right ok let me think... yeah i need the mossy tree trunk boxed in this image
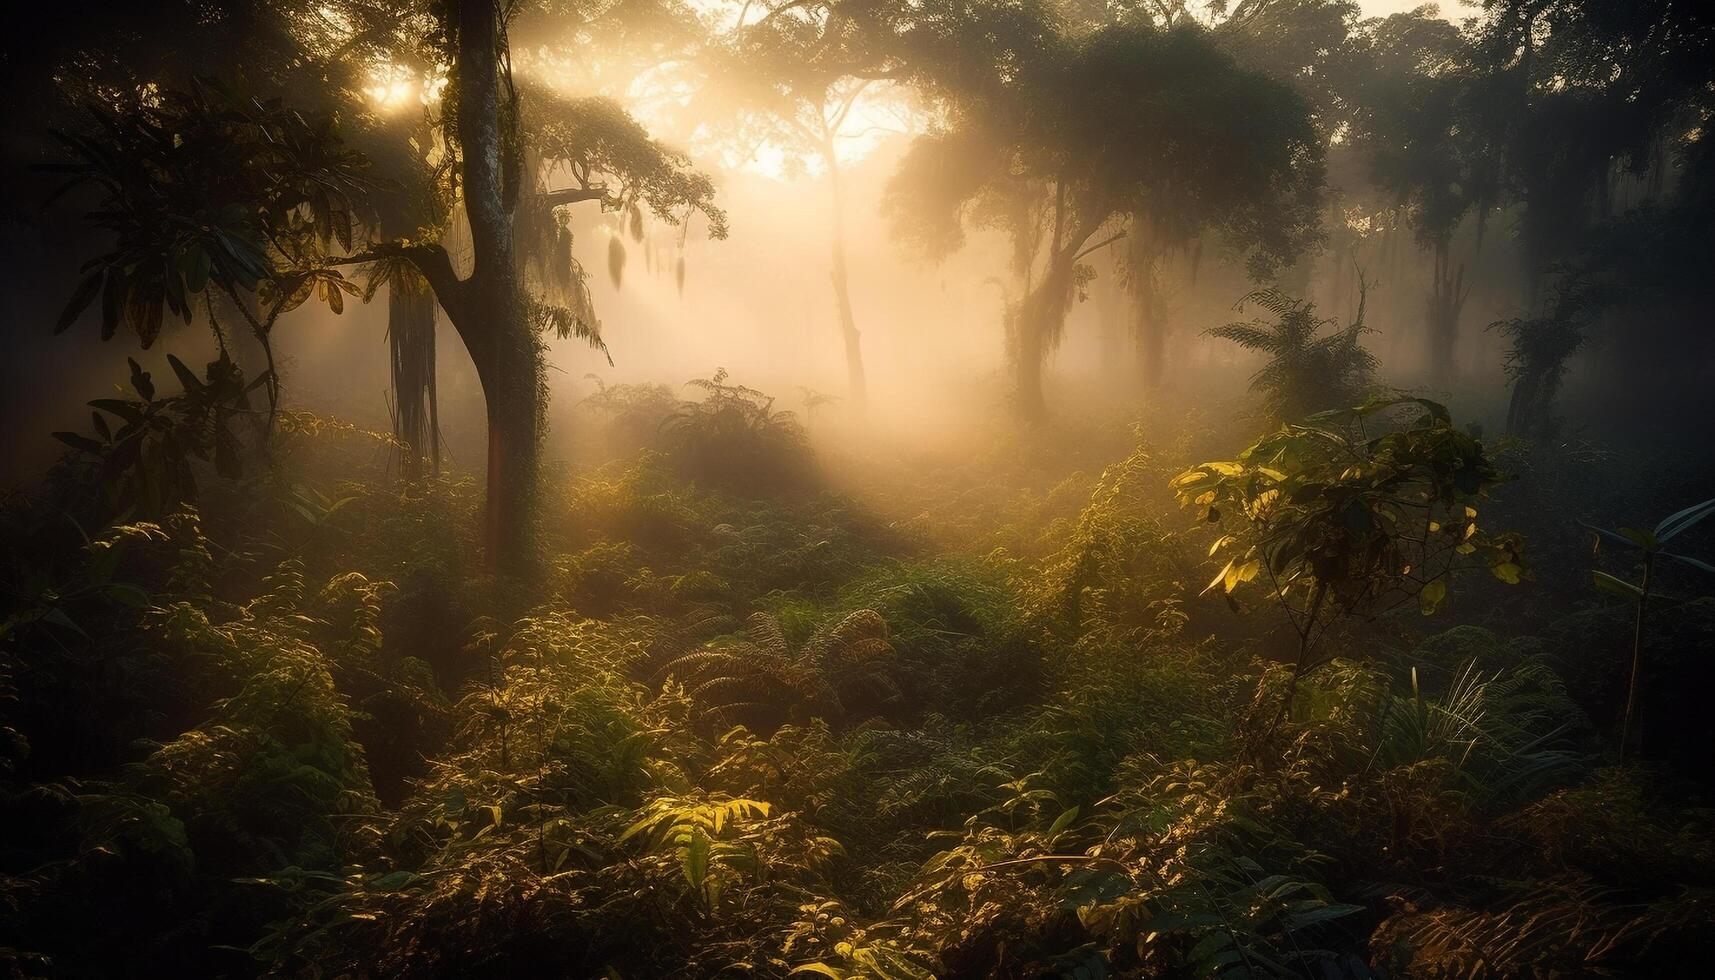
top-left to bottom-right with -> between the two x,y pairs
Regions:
393,0 -> 541,575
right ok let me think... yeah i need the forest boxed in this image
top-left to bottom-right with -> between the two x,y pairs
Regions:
1,1 -> 1713,977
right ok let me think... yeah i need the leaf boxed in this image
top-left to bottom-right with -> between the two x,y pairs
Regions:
104,583 -> 150,609
1202,560 -> 1236,596
1662,553 -> 1715,575
1592,569 -> 1641,599
1491,562 -> 1523,585
684,826 -> 711,892
41,607 -> 89,639
1225,559 -> 1261,592
125,278 -> 165,347
1618,527 -> 1659,551
182,247 -> 211,295
90,399 -> 145,424
128,358 -> 155,400
167,354 -> 202,393
55,272 -> 104,334
1046,805 -> 1080,838
1419,579 -> 1447,615
1656,497 -> 1715,543
1280,902 -> 1364,931
333,208 -> 353,252
53,431 -> 105,454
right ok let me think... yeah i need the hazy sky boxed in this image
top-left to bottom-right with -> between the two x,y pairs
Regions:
1358,0 -> 1464,19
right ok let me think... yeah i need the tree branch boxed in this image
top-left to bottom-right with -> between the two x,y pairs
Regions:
333,242 -> 466,318
1074,230 -> 1127,264
541,186 -> 610,207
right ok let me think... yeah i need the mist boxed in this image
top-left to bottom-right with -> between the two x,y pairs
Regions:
3,2 -> 1714,977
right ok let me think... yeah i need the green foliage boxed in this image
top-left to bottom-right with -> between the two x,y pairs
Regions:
1174,397 -> 1525,744
660,368 -> 815,494
48,78 -> 369,401
658,610 -> 900,733
51,354 -> 272,518
1176,398 -> 1522,615
1207,287 -> 1379,424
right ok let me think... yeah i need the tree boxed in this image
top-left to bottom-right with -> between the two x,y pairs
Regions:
886,14 -> 1323,420
1173,397 -> 1526,744
1348,9 -> 1496,387
696,3 -> 906,409
52,0 -> 725,575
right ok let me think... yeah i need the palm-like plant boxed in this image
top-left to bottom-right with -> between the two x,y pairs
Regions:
656,611 -> 899,733
658,369 -> 811,492
1206,287 -> 1378,423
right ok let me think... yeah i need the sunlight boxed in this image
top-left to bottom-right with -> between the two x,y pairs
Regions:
7,1 -> 1714,976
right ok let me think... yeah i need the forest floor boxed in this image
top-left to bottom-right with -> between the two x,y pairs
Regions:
3,389 -> 1714,978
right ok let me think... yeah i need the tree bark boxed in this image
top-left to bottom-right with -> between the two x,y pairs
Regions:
432,0 -> 540,575
824,145 -> 867,408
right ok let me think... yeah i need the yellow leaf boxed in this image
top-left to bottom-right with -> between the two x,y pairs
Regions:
1203,560 -> 1235,596
1419,579 -> 1447,615
1492,562 -> 1522,584
1229,559 -> 1262,589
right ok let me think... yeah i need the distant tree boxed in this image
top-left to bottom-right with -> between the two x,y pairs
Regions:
696,3 -> 909,409
886,13 -> 1324,420
1348,9 -> 1497,387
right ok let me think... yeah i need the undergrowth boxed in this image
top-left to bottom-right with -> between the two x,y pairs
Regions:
3,383 -> 1712,978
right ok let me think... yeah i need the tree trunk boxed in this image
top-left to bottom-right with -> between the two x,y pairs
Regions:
1136,294 -> 1166,389
475,304 -> 541,576
1425,239 -> 1465,387
1128,243 -> 1168,389
1015,307 -> 1048,423
1503,368 -> 1538,438
824,145 -> 867,408
1015,260 -> 1072,423
449,0 -> 538,575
